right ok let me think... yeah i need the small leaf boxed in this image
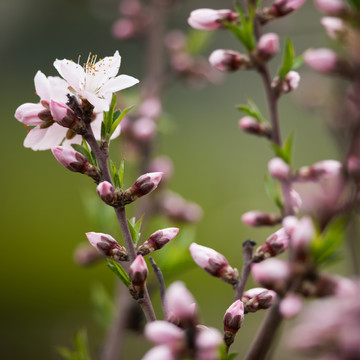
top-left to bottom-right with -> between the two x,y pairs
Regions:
186,29 -> 213,55
57,329 -> 91,360
109,104 -> 135,138
219,343 -> 238,360
264,174 -> 283,210
107,258 -> 131,287
101,121 -> 106,139
113,110 -> 121,123
236,97 -> 265,122
127,217 -> 142,245
292,55 -> 304,70
270,132 -> 294,164
278,38 -> 295,80
109,160 -> 121,189
118,160 -> 125,188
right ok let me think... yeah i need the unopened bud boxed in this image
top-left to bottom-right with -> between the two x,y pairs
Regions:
189,243 -> 239,285
291,216 -> 314,254
314,0 -> 347,15
142,345 -> 177,360
144,321 -> 184,347
223,300 -> 244,346
242,287 -> 276,313
139,97 -> 162,119
188,8 -> 238,31
254,227 -> 289,261
129,255 -> 148,297
321,17 -> 345,40
297,160 -> 342,180
279,294 -> 303,318
132,117 -> 157,141
148,156 -> 174,183
209,50 -> 252,72
86,232 -> 129,261
124,172 -> 163,202
268,157 -> 292,181
238,116 -> 272,138
50,100 -> 85,133
257,33 -> 279,61
73,242 -> 103,266
281,71 -> 301,93
242,210 -> 281,227
137,228 -> 179,256
269,0 -> 306,17
97,181 -> 115,204
304,48 -> 338,73
112,18 -> 136,40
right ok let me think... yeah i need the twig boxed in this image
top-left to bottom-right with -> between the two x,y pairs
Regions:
149,257 -> 168,318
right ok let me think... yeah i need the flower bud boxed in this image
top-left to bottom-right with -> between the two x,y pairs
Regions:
242,288 -> 276,313
314,0 -> 347,15
254,227 -> 290,261
304,48 -> 338,73
189,243 -> 239,285
139,97 -> 162,119
297,160 -> 342,180
144,321 -> 184,348
321,17 -> 345,39
268,157 -> 291,181
223,300 -> 244,337
242,210 -> 281,227
188,8 -> 238,31
279,294 -> 303,318
137,228 -> 179,256
132,117 -> 157,141
129,255 -> 148,295
73,242 -> 103,266
209,50 -> 252,72
141,345 -> 176,360
282,216 -> 299,236
269,0 -> 306,16
257,33 -> 279,61
50,100 -> 84,133
281,71 -> 301,93
251,258 -> 291,292
148,156 -> 174,183
124,172 -> 163,202
97,181 -> 115,204
112,18 -> 136,40
238,116 -> 272,138
291,216 -> 314,253
195,326 -> 223,360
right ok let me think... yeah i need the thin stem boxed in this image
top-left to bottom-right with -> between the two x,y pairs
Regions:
138,287 -> 157,322
243,301 -> 283,360
149,257 -> 168,318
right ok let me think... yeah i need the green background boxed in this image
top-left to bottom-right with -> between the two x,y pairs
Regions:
1,0 -> 353,359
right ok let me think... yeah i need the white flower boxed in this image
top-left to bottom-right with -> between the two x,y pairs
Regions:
53,51 -> 139,111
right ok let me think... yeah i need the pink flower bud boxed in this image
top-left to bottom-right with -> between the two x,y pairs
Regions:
304,48 -> 338,73
282,71 -> 301,93
315,0 -> 347,15
86,232 -> 128,261
291,216 -> 315,251
144,321 -> 184,348
52,146 -> 89,173
252,258 -> 291,291
238,116 -> 272,137
112,18 -> 136,40
148,156 -> 174,183
209,49 -> 251,72
126,172 -> 163,201
321,17 -> 345,39
195,327 -> 223,360
137,228 -> 179,256
223,300 -> 244,334
50,100 -> 80,129
139,97 -> 162,119
268,157 -> 291,181
297,160 -> 342,180
188,8 -> 237,31
282,216 -> 299,236
270,0 -> 306,16
132,117 -> 156,141
279,294 -> 303,318
141,345 -> 176,360
254,228 -> 290,260
242,288 -> 276,312
189,243 -> 239,285
73,242 -> 102,266
257,33 -> 279,60
97,181 -> 115,204
242,211 -> 281,227
129,255 -> 148,288
166,281 -> 197,325
119,0 -> 141,16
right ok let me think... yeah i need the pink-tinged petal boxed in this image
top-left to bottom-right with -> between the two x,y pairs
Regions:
145,321 -> 184,346
15,103 -> 44,125
34,71 -> 51,101
141,345 -> 176,360
47,76 -> 71,103
23,127 -> 47,150
279,294 -> 302,318
62,134 -> 83,148
54,59 -> 85,93
93,51 -> 121,80
99,74 -> 139,94
35,124 -> 67,150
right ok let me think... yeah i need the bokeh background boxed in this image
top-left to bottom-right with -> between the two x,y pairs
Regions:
1,0 -> 354,359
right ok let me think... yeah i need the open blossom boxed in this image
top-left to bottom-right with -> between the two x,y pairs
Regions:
54,51 -> 139,111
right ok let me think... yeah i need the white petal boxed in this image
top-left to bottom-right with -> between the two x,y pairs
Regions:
99,74 -> 139,94
35,124 -> 67,150
62,134 -> 83,148
15,103 -> 44,125
54,59 -> 85,93
24,127 -> 47,150
93,51 -> 121,79
34,71 -> 51,101
83,90 -> 110,112
47,76 -> 71,103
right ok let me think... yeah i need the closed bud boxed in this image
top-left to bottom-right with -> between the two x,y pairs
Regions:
268,157 -> 292,181
279,294 -> 303,318
257,33 -> 279,61
223,300 -> 244,346
86,232 -> 129,261
196,326 -> 223,360
242,210 -> 281,227
141,345 -> 176,360
304,48 -> 338,73
124,172 -> 163,202
97,181 -> 115,204
209,49 -> 252,72
254,227 -> 289,261
112,19 -> 136,40
269,0 -> 306,16
137,228 -> 179,256
139,97 -> 162,119
144,321 -> 184,348
189,243 -> 239,285
242,287 -> 276,313
321,17 -> 345,39
129,255 -> 148,294
314,0 -> 347,15
281,71 -> 301,93
132,117 -> 157,141
291,216 -> 314,254
188,8 -> 238,31
238,116 -> 272,138
297,160 -> 342,180
50,100 -> 84,133
148,157 -> 174,183
73,242 -> 103,266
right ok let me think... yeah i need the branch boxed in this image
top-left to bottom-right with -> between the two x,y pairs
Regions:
149,257 -> 168,318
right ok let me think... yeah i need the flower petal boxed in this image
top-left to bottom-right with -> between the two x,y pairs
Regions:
100,74 -> 139,94
15,103 -> 44,125
34,71 -> 51,101
54,59 -> 85,93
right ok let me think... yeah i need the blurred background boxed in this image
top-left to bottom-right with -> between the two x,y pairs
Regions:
0,0 -> 352,359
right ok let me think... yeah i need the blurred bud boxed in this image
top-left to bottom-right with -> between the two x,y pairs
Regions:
139,97 -> 162,119
129,255 -> 148,295
242,210 -> 281,227
304,48 -> 338,73
223,300 -> 244,346
321,17 -> 345,39
112,18 -> 136,40
50,100 -> 84,133
165,31 -> 187,52
314,0 -> 347,15
73,242 -> 103,266
144,321 -> 184,349
166,281 -> 198,326
347,155 -> 360,178
268,157 -> 292,181
279,294 -> 303,318
282,216 -> 299,236
97,181 -> 115,204
238,116 -> 272,138
254,227 -> 290,261
196,326 -> 223,360
251,258 -> 291,292
148,156 -> 174,183
124,172 -> 163,202
137,228 -> 179,256
209,50 -> 252,72
281,71 -> 301,93
290,189 -> 302,213
257,33 -> 279,61
189,243 -> 239,285
297,160 -> 342,180
132,117 -> 157,141
141,345 -> 177,360
119,0 -> 141,16
269,0 -> 306,16
291,216 -> 315,254
242,287 -> 276,313
188,8 -> 238,30
86,232 -> 129,261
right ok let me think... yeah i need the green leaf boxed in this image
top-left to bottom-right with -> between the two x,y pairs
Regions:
109,160 -> 121,189
107,258 -> 131,287
292,55 -> 304,70
113,109 -> 121,123
278,38 -> 295,80
127,216 -> 143,245
57,329 -> 91,360
236,97 -> 265,122
264,174 -> 283,210
109,104 -> 135,138
311,216 -> 347,267
118,160 -> 125,188
71,141 -> 97,166
219,343 -> 238,360
186,29 -> 213,55
91,283 -> 115,328
348,0 -> 360,11
270,132 -> 294,164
